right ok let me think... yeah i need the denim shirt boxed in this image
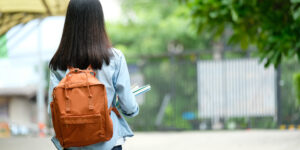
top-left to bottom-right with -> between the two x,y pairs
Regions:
47,48 -> 139,150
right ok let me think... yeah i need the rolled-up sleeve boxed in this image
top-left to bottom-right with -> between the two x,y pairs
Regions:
114,51 -> 139,117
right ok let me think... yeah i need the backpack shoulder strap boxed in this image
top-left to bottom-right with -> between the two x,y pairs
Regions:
109,106 -> 121,118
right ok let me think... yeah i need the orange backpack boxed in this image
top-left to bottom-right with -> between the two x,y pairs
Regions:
50,66 -> 121,148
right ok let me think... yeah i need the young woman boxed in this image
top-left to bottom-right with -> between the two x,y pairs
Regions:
47,0 -> 139,150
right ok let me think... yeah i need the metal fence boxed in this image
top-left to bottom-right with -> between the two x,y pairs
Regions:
127,58 -> 198,131
279,60 -> 300,126
197,59 -> 277,119
126,56 -> 300,131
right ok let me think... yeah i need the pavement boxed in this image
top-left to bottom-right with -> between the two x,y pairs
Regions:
0,130 -> 299,150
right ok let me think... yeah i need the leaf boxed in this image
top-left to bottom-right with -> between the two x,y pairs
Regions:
240,35 -> 249,50
215,24 -> 225,37
268,49 -> 282,68
264,59 -> 271,68
291,0 -> 300,3
297,49 -> 300,61
274,52 -> 282,68
228,34 -> 240,44
230,8 -> 239,22
293,7 -> 300,20
209,11 -> 218,18
287,48 -> 296,57
222,0 -> 233,5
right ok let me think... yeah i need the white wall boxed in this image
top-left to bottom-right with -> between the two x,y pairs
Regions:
8,97 -> 35,126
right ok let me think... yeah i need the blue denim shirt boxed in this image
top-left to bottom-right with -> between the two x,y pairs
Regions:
47,48 -> 139,150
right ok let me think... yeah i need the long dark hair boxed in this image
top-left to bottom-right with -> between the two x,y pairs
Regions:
49,0 -> 111,70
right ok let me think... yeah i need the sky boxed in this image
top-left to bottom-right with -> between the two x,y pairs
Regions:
100,0 -> 121,22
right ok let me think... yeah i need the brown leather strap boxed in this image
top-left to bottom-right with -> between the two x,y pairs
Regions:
109,106 -> 121,118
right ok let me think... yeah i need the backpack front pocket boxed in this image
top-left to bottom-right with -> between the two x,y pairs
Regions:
60,114 -> 105,147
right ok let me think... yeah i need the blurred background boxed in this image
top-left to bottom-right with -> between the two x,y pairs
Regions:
0,0 -> 300,149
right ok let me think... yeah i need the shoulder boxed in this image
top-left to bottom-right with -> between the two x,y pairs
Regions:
110,48 -> 125,61
49,68 -> 66,81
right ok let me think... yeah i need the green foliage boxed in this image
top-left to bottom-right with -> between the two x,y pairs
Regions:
185,0 -> 300,67
107,1 -> 207,130
107,0 -> 210,60
106,0 -> 300,130
280,58 -> 300,124
293,72 -> 300,105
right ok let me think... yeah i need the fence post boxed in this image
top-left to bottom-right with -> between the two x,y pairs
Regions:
276,65 -> 281,127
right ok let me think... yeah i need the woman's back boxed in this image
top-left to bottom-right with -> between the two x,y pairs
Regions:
48,49 -> 139,150
48,0 -> 139,149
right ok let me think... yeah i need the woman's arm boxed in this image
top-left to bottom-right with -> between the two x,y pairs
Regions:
113,50 -> 139,117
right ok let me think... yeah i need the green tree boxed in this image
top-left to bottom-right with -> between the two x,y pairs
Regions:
107,0 -> 205,130
107,0 -> 210,59
184,0 -> 300,67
